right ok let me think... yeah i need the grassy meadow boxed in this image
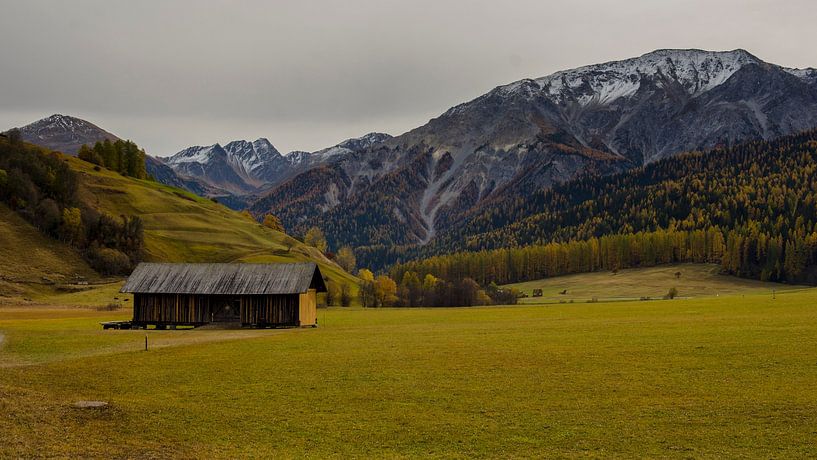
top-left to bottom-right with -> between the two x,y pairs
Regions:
505,263 -> 804,304
2,282 -> 816,457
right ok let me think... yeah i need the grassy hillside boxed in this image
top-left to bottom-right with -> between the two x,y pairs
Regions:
505,263 -> 803,304
0,149 -> 358,303
2,290 -> 816,457
0,204 -> 102,302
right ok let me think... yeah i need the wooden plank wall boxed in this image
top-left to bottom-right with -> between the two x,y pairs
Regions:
133,293 -> 301,326
298,289 -> 317,326
133,293 -> 212,324
240,295 -> 298,326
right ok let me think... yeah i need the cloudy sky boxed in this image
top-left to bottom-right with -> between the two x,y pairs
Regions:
2,0 -> 816,155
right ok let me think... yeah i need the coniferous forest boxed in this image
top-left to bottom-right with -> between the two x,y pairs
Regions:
78,139 -> 148,179
383,130 -> 817,286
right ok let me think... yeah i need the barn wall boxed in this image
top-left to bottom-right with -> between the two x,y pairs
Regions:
133,294 -> 300,327
133,293 -> 212,325
298,289 -> 317,326
240,294 -> 299,326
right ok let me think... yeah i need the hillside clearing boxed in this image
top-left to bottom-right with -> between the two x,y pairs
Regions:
1,290 -> 816,457
504,263 -> 803,303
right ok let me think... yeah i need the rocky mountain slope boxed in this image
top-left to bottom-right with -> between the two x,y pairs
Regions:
250,49 -> 817,253
14,114 -> 119,155
161,132 -> 393,196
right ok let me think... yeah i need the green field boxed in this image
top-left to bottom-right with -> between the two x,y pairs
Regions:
505,263 -> 804,303
2,286 -> 816,457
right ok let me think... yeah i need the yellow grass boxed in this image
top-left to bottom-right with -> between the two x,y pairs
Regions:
505,263 -> 804,304
1,287 -> 816,457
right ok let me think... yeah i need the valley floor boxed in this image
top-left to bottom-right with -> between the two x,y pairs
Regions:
1,286 -> 816,458
505,263 -> 804,304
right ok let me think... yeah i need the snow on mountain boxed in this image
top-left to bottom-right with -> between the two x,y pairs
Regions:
445,49 -> 774,117
252,48 -> 817,251
223,138 -> 282,175
14,114 -> 120,154
163,132 -> 392,197
309,132 -> 392,161
536,49 -> 759,104
165,144 -> 226,165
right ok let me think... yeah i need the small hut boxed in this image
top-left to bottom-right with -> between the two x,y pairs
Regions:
121,262 -> 327,329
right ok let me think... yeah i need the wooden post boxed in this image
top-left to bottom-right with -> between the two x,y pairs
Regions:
145,334 -> 148,351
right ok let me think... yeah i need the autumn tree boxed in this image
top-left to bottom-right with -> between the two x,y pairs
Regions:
398,271 -> 422,306
421,274 -> 438,305
304,226 -> 328,252
358,268 -> 375,307
59,207 -> 83,244
263,213 -> 285,232
373,274 -> 398,307
325,280 -> 341,306
335,246 -> 356,273
340,283 -> 352,307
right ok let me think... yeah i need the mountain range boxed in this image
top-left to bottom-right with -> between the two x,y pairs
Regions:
10,48 -> 817,266
160,132 -> 392,195
248,48 -> 817,251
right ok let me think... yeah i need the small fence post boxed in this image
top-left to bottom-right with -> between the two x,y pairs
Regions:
145,334 -> 148,351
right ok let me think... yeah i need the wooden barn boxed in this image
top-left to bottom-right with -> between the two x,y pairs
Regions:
120,262 -> 327,329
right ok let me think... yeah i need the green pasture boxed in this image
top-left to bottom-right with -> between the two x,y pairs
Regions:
1,287 -> 816,457
505,263 -> 804,303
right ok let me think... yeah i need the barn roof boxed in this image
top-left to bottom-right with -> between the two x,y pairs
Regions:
120,262 -> 327,295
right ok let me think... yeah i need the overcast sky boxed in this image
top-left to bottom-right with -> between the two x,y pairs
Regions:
2,0 -> 816,155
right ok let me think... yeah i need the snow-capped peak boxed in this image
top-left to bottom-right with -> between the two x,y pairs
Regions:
164,144 -> 226,165
222,138 -> 284,175
310,132 -> 392,160
29,114 -> 103,135
497,49 -> 763,106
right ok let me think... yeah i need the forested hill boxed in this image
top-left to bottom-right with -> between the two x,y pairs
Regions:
0,135 -> 360,298
387,129 -> 817,285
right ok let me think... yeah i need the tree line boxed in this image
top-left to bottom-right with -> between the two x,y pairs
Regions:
78,139 -> 147,179
0,132 -> 144,275
322,268 -> 517,308
391,226 -> 817,286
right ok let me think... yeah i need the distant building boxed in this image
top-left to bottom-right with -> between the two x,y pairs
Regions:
121,262 -> 326,329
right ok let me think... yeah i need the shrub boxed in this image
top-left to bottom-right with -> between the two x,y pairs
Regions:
97,302 -> 122,311
87,246 -> 132,275
665,287 -> 679,300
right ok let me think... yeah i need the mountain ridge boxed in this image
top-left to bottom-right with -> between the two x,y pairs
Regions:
161,132 -> 394,196
249,48 -> 817,257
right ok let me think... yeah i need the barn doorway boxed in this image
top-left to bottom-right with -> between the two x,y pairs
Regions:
212,297 -> 241,323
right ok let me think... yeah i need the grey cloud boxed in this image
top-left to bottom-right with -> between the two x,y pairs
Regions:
1,0 -> 816,154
